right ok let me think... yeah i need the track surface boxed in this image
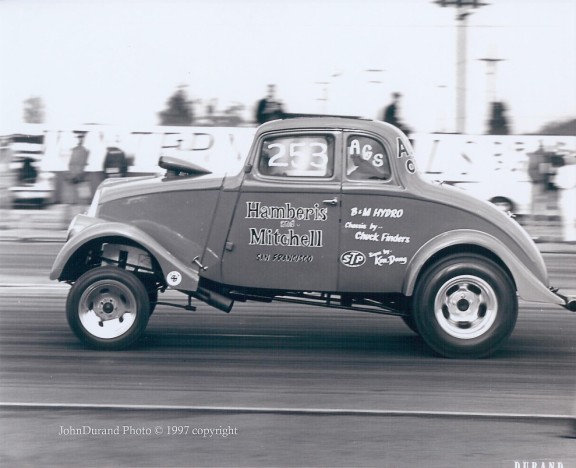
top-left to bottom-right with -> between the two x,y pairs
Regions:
1,242 -> 575,466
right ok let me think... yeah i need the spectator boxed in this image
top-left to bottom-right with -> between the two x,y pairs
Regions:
19,157 -> 38,184
256,84 -> 285,124
554,155 -> 576,242
487,101 -> 510,135
68,134 -> 89,187
103,145 -> 128,178
62,134 -> 89,225
528,143 -> 558,213
382,92 -> 411,137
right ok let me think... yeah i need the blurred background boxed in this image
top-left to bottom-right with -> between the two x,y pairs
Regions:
0,0 -> 575,241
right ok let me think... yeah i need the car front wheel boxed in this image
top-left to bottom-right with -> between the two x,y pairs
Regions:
413,254 -> 517,358
66,266 -> 150,350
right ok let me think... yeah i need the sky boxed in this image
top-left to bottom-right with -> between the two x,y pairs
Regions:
1,0 -> 575,135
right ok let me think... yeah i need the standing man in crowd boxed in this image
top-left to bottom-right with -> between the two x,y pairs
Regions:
63,133 -> 89,225
382,92 -> 411,137
68,134 -> 89,187
528,143 -> 558,214
554,150 -> 576,242
256,84 -> 285,124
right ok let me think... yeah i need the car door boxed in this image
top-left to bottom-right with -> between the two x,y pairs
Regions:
222,131 -> 342,291
338,131 -> 413,293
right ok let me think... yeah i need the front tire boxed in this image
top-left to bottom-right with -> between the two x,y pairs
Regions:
413,254 -> 517,358
66,266 -> 150,350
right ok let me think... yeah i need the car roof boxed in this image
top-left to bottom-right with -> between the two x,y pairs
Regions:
257,116 -> 400,136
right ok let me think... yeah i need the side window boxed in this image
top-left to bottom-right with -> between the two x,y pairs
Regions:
346,135 -> 391,181
258,135 -> 334,178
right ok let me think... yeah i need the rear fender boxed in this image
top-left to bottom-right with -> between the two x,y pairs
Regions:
49,216 -> 201,291
403,229 -> 564,305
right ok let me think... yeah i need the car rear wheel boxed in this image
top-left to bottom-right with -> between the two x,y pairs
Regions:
66,266 -> 150,349
413,254 -> 517,358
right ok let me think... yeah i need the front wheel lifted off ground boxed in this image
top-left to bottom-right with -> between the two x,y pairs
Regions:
66,266 -> 151,350
413,253 -> 518,358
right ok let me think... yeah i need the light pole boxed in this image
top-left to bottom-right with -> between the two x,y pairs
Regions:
315,71 -> 346,113
314,81 -> 330,112
365,69 -> 385,118
435,0 -> 488,134
479,57 -> 505,103
479,57 -> 507,134
364,69 -> 385,84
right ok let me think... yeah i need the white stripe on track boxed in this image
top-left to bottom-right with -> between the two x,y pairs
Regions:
1,402 -> 573,421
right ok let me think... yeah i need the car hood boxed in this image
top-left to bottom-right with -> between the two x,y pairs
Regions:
97,172 -> 228,205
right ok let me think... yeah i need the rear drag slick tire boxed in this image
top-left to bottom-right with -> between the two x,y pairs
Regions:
413,254 -> 517,358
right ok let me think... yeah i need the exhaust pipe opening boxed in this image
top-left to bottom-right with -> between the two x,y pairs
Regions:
194,287 -> 234,313
565,298 -> 576,312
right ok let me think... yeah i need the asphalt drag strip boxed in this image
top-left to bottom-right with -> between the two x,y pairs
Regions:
1,407 -> 575,467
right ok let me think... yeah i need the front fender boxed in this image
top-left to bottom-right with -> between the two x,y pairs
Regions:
402,229 -> 564,306
49,215 -> 200,291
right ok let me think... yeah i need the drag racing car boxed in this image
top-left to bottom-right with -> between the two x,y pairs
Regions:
50,117 -> 576,358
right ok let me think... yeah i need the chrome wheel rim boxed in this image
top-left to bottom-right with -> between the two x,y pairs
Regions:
434,275 -> 498,339
78,280 -> 137,339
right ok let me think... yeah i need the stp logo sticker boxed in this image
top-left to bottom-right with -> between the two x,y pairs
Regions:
340,250 -> 366,268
